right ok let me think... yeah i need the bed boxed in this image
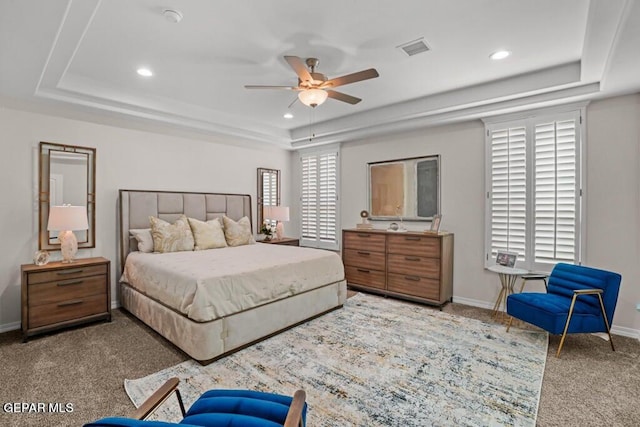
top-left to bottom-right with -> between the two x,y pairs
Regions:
118,190 -> 347,363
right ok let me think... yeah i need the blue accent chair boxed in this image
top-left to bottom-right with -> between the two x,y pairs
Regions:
85,378 -> 307,427
506,262 -> 621,357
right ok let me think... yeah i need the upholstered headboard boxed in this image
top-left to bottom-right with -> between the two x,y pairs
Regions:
118,189 -> 252,273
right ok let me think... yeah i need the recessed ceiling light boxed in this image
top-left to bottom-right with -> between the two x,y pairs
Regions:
162,9 -> 183,23
283,113 -> 294,119
490,50 -> 511,60
137,68 -> 153,77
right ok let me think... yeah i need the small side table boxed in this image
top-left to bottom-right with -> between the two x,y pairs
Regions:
261,237 -> 299,246
488,265 -> 528,320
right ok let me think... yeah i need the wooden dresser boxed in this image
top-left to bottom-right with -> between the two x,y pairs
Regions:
21,257 -> 111,341
342,229 -> 453,307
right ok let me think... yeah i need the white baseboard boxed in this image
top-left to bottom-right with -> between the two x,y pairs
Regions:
0,321 -> 21,334
452,295 -> 640,340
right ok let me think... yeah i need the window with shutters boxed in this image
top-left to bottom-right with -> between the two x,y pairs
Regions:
299,146 -> 340,250
485,108 -> 583,271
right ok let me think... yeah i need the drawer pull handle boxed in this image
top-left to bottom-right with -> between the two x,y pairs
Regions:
357,251 -> 370,256
404,275 -> 421,282
357,234 -> 371,238
57,280 -> 83,287
405,256 -> 420,261
405,237 -> 421,241
57,299 -> 84,307
57,269 -> 84,276
357,268 -> 370,273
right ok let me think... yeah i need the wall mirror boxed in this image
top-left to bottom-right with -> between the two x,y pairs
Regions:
257,168 -> 280,227
39,141 -> 96,250
368,155 -> 440,221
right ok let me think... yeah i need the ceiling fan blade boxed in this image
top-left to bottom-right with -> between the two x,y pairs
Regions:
284,56 -> 313,82
244,85 -> 298,90
326,90 -> 361,105
322,68 -> 379,88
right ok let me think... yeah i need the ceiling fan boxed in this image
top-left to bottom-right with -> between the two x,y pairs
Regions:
245,56 -> 379,108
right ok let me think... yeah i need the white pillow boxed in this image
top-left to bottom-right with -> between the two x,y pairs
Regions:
130,228 -> 153,253
222,216 -> 255,247
149,215 -> 195,253
188,217 -> 227,250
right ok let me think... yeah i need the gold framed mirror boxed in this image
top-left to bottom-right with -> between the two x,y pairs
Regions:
257,168 -> 280,228
39,141 -> 96,251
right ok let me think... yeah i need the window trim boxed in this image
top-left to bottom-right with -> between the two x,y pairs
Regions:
483,103 -> 587,271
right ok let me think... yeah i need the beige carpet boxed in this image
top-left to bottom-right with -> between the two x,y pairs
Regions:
1,293 -> 639,426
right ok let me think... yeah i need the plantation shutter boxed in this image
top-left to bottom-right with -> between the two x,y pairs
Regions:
534,118 -> 578,263
485,109 -> 582,270
300,147 -> 340,250
489,126 -> 527,261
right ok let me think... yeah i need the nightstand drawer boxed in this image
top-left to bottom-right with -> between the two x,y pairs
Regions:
28,275 -> 107,306
27,264 -> 108,285
29,293 -> 108,329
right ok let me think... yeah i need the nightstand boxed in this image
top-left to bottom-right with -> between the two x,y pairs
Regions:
21,256 -> 111,341
261,237 -> 300,246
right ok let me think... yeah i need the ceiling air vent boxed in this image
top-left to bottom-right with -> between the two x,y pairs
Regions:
397,38 -> 430,57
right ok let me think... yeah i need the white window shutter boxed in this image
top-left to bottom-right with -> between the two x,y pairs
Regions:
300,147 -> 339,250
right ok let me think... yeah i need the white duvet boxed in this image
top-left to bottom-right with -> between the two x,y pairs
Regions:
121,243 -> 345,322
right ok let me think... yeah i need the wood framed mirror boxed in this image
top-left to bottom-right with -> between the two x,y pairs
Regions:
39,141 -> 96,251
368,155 -> 440,221
257,168 -> 280,227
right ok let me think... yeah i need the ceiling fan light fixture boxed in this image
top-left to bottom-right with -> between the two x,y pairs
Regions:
298,88 -> 328,107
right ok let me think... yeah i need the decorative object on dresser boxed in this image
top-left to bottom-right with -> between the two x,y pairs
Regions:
342,229 -> 453,308
263,205 -> 290,240
47,205 -> 89,263
356,210 -> 373,229
261,237 -> 299,246
21,256 -> 111,341
428,213 -> 442,232
33,250 -> 50,266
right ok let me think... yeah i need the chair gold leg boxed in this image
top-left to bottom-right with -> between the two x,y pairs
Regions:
557,294 -> 578,358
519,278 -> 526,293
506,316 -> 514,332
596,293 -> 615,352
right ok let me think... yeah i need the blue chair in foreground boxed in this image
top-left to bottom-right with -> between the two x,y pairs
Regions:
85,377 -> 307,427
506,262 -> 621,357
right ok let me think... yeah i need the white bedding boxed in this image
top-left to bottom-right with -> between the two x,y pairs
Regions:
121,243 -> 345,322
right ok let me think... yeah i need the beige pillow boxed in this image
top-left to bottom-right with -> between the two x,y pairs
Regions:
188,217 -> 227,250
222,216 -> 255,247
130,228 -> 154,253
149,215 -> 195,253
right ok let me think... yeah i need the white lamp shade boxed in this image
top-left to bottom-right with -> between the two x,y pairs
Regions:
47,205 -> 89,231
263,205 -> 290,222
298,89 -> 328,107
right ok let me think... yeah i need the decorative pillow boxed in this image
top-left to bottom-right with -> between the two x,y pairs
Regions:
130,228 -> 154,253
188,217 -> 227,250
149,215 -> 195,253
222,216 -> 255,247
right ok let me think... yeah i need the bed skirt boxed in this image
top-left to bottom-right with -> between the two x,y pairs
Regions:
121,280 -> 347,362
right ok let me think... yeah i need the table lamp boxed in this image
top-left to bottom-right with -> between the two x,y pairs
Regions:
47,205 -> 89,263
264,206 -> 290,240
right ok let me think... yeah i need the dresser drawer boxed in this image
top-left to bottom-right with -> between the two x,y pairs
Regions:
27,264 -> 108,285
387,273 -> 440,300
387,234 -> 441,258
29,293 -> 108,329
345,266 -> 386,290
28,275 -> 107,306
387,254 -> 440,279
343,231 -> 386,252
343,249 -> 385,270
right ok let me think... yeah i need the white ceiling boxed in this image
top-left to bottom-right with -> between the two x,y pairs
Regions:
1,0 -> 639,149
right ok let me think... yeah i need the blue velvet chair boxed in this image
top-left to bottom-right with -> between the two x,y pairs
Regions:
85,378 -> 307,427
506,262 -> 621,357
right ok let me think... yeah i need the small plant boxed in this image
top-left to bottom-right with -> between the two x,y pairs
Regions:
260,221 -> 275,238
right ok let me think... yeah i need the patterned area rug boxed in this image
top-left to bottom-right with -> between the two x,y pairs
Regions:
125,293 -> 547,426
